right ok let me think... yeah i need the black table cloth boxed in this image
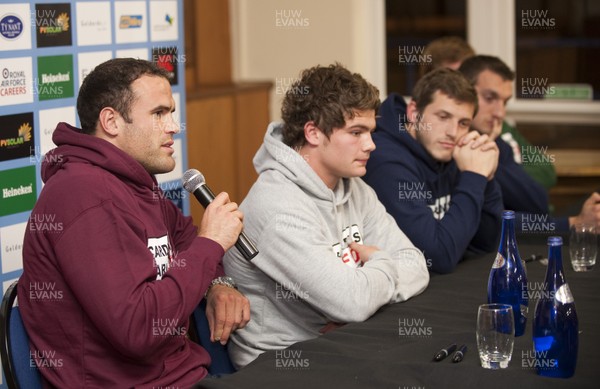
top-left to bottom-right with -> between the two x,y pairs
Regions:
196,240 -> 599,389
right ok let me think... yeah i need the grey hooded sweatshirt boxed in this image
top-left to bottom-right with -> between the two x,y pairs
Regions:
224,122 -> 430,369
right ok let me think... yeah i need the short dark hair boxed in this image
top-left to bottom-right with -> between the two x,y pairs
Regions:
77,58 -> 169,134
421,36 -> 475,77
281,63 -> 380,149
412,68 -> 478,115
458,55 -> 515,86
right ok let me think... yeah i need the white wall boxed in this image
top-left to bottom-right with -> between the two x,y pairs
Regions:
230,0 -> 386,122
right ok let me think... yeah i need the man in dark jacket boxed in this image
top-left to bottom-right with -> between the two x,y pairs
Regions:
459,55 -> 600,233
458,55 -> 550,216
364,68 -> 503,274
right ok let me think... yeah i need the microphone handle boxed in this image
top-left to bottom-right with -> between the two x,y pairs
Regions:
193,185 -> 216,208
192,184 -> 258,261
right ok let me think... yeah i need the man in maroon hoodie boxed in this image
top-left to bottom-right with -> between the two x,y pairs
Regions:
18,58 -> 249,388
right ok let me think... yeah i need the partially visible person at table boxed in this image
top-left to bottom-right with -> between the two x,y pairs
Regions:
18,58 -> 249,388
459,55 -> 600,232
421,35 -> 474,75
224,63 -> 429,369
458,55 -> 549,215
423,37 -> 557,191
363,68 -> 503,274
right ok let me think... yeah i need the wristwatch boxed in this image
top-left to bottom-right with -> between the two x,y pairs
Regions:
205,276 -> 238,297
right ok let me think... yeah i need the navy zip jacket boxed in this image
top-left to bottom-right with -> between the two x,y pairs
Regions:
495,138 -> 569,233
363,93 -> 503,274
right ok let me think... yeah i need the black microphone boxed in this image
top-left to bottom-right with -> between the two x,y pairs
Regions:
182,169 -> 258,261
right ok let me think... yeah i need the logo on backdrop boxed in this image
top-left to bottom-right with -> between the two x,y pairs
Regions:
37,54 -> 74,101
0,59 -> 32,105
0,166 -> 37,217
0,4 -> 32,51
149,1 -> 178,41
0,14 -> 24,40
76,2 -> 111,46
0,112 -> 35,162
152,46 -> 179,85
35,3 -> 72,47
0,222 -> 27,274
119,15 -> 143,29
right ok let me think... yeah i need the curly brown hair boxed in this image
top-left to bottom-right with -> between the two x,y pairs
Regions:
281,63 -> 380,148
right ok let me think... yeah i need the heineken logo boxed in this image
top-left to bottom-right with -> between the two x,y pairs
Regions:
37,55 -> 74,100
41,72 -> 70,84
0,165 -> 37,216
3,184 -> 33,199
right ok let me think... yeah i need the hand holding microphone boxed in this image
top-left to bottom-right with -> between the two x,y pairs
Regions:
183,169 -> 259,260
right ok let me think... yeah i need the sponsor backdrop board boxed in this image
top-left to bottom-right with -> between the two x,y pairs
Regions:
0,1 -> 187,385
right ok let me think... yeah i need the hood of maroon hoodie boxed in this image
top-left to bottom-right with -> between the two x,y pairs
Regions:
43,122 -> 156,191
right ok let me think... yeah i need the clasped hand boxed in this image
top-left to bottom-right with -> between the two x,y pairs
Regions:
453,131 -> 499,180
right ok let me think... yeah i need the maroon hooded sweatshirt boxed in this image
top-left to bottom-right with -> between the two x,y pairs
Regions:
18,122 -> 224,388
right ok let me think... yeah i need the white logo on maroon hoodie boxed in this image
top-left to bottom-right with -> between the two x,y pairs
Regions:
147,235 -> 172,280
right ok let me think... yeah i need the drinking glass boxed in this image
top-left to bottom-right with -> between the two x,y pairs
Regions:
477,304 -> 515,369
569,224 -> 597,271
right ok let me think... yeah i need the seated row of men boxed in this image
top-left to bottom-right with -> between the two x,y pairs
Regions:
18,53 -> 599,387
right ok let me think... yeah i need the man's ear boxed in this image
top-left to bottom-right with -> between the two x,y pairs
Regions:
303,121 -> 321,146
406,100 -> 421,123
97,107 -> 120,137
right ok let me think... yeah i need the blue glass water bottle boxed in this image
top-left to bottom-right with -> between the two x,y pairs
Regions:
533,236 -> 578,378
488,210 -> 529,336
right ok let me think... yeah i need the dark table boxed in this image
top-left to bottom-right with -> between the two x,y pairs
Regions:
196,240 -> 599,389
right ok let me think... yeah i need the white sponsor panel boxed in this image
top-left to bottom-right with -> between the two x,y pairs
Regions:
0,3 -> 32,51
115,47 -> 149,60
38,106 -> 77,156
1,222 -> 27,273
150,0 -> 178,42
114,1 -> 148,44
76,1 -> 112,46
0,56 -> 33,106
78,50 -> 112,87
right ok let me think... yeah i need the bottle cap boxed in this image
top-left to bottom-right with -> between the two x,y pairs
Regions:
548,236 -> 562,246
502,210 -> 515,219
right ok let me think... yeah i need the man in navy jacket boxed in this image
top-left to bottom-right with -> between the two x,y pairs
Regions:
458,55 -> 549,215
364,68 -> 503,274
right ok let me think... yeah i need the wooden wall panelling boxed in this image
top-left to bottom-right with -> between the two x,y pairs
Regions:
186,96 -> 236,224
194,0 -> 232,85
234,87 -> 272,200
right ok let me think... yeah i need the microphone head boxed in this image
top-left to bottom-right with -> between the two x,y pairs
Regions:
182,169 -> 206,193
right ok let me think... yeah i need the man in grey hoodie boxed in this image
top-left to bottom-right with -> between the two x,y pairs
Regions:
224,64 -> 430,369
